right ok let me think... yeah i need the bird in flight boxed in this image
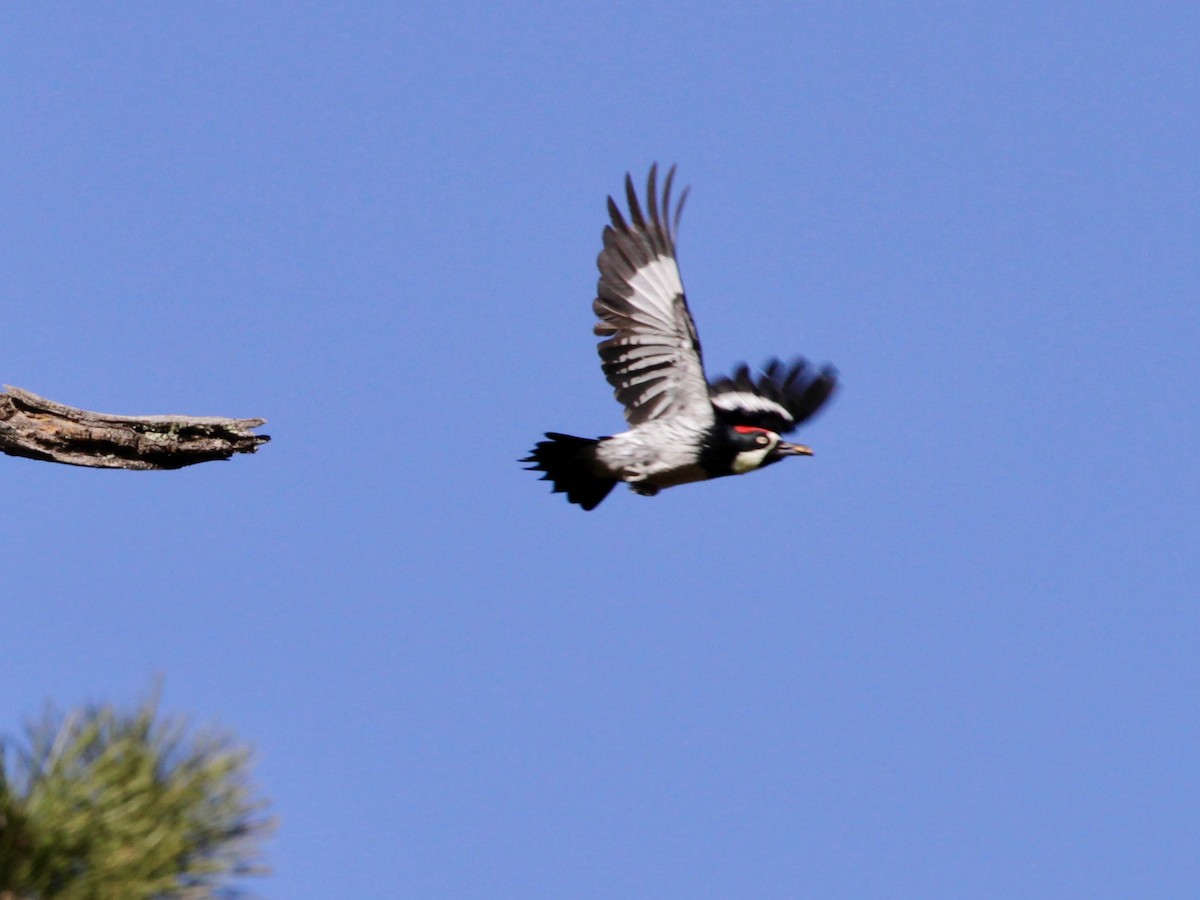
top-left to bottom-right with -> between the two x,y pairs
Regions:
523,164 -> 836,510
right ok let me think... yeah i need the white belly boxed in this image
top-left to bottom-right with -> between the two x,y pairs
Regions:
592,423 -> 712,487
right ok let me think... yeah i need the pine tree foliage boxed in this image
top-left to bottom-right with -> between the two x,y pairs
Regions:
0,695 -> 274,899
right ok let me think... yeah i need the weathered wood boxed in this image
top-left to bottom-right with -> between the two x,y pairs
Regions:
0,386 -> 269,470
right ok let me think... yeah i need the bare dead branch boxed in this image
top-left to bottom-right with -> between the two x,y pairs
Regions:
0,386 -> 269,470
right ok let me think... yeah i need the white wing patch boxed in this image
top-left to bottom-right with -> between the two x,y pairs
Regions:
710,391 -> 794,427
593,165 -> 713,428
623,257 -> 683,324
707,359 -> 838,435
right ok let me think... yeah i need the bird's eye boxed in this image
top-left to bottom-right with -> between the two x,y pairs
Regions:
755,434 -> 768,446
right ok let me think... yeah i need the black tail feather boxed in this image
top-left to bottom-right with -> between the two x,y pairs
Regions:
522,432 -> 616,511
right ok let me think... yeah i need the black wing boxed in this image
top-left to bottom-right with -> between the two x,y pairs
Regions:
592,164 -> 715,428
708,358 -> 837,434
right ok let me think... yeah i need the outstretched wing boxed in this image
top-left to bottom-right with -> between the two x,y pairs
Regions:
708,358 -> 837,434
593,164 -> 714,427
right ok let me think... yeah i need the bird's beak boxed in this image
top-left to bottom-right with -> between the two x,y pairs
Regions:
776,441 -> 813,457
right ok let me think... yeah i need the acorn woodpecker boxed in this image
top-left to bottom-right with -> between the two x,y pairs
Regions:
523,164 -> 837,510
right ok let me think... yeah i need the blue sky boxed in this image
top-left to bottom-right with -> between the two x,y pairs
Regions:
3,3 -> 1198,897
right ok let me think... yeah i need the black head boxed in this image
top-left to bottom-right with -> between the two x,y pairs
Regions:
728,425 -> 812,474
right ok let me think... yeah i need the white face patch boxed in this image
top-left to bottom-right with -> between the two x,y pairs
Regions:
731,433 -> 778,474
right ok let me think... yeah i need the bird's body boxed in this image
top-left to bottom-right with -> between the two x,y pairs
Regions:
594,419 -> 712,487
524,165 -> 837,510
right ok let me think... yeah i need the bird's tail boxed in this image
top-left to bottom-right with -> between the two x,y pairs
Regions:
522,432 -> 616,511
